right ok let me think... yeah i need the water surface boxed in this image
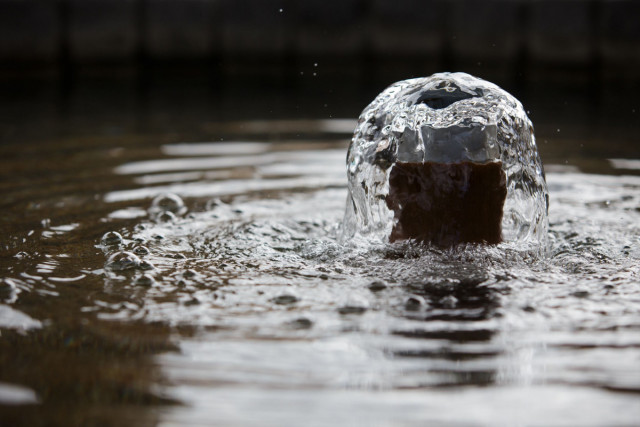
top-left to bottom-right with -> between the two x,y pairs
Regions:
1,118 -> 639,426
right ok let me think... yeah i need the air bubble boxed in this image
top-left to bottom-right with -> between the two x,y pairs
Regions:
338,306 -> 367,315
149,193 -> 187,216
101,231 -> 123,246
134,274 -> 156,287
139,260 -> 155,271
133,246 -> 150,256
183,269 -> 197,279
272,294 -> 299,305
106,251 -> 141,271
205,198 -> 223,210
404,296 -> 424,311
156,211 -> 177,223
368,281 -> 387,292
288,317 -> 313,329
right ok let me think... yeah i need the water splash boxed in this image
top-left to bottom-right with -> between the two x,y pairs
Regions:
343,72 -> 549,251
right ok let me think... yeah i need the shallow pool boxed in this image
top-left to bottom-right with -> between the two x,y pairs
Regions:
0,117 -> 639,426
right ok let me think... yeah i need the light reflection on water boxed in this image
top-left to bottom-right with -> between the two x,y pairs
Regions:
0,119 -> 639,425
97,131 -> 640,425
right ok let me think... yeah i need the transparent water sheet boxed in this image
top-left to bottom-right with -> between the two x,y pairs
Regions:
343,72 -> 549,251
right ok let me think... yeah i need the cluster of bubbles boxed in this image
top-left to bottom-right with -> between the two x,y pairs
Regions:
100,193 -> 189,286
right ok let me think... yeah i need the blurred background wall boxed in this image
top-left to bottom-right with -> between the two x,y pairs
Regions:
1,0 -> 638,77
0,0 -> 638,146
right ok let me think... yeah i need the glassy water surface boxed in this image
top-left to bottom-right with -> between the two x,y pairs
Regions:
0,117 -> 639,426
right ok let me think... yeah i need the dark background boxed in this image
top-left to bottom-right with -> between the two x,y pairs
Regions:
0,0 -> 638,159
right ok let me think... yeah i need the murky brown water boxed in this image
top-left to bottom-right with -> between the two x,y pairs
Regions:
1,105 -> 640,426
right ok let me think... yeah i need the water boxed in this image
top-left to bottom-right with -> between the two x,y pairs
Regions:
1,117 -> 639,426
344,73 -> 548,248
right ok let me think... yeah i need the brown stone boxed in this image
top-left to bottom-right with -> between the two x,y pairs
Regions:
385,161 -> 507,246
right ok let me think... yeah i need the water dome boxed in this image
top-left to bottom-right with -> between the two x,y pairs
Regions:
343,72 -> 548,249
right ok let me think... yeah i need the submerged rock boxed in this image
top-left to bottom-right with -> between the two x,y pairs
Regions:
343,72 -> 548,249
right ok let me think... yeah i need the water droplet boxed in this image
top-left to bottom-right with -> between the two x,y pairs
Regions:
101,231 -> 123,246
106,251 -> 141,271
150,193 -> 186,216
